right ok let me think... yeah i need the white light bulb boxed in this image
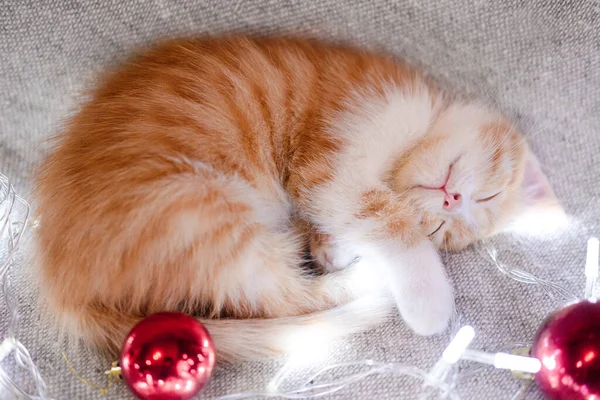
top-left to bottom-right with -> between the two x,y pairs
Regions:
494,352 -> 542,374
442,326 -> 475,364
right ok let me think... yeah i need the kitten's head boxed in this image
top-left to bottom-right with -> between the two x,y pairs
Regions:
392,103 -> 562,251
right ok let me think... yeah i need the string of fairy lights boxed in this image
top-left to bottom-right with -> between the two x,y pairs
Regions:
0,173 -> 47,399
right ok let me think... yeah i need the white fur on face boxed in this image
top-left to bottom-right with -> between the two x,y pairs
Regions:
393,103 -> 524,248
310,83 -> 443,239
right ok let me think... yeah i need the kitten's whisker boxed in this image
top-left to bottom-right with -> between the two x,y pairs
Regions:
443,229 -> 449,251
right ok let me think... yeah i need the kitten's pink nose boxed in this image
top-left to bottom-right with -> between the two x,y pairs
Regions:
443,192 -> 462,211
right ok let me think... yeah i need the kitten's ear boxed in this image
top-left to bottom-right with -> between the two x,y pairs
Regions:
519,150 -> 560,211
506,149 -> 566,236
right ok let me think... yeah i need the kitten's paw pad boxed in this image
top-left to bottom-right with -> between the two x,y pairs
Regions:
309,232 -> 360,272
400,275 -> 455,336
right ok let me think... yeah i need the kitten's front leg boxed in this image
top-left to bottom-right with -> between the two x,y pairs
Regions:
307,186 -> 454,335
366,238 -> 455,335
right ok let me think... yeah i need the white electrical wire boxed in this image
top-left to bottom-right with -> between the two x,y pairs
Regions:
218,360 -> 457,400
585,237 -> 599,299
216,324 -> 542,400
0,173 -> 49,399
477,239 -> 578,302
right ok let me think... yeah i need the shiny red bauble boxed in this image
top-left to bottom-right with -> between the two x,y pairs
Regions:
120,312 -> 216,400
532,300 -> 600,400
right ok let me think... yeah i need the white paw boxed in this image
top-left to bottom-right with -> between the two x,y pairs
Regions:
376,241 -> 455,336
310,232 -> 360,272
398,269 -> 454,336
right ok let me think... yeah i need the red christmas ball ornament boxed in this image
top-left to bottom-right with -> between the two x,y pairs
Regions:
532,300 -> 600,400
120,312 -> 216,400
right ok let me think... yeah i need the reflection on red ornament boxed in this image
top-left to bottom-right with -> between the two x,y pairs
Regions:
532,300 -> 600,400
120,312 -> 216,400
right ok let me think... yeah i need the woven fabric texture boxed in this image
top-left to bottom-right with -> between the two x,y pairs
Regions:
1,1 -> 599,399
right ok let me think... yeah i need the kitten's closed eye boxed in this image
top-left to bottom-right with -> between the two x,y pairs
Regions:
476,191 -> 502,203
428,221 -> 445,237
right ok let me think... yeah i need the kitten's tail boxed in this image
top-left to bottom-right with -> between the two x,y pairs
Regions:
77,292 -> 393,364
202,292 -> 393,363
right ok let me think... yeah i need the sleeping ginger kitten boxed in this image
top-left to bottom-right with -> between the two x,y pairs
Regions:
35,36 -> 559,362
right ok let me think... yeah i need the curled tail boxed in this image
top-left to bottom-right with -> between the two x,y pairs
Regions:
203,293 -> 393,362
74,292 -> 393,363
